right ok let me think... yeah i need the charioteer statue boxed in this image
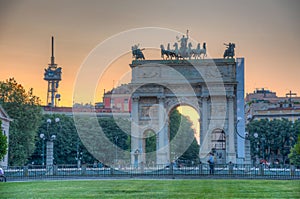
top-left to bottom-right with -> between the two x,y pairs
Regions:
223,42 -> 235,59
160,30 -> 207,60
178,30 -> 189,56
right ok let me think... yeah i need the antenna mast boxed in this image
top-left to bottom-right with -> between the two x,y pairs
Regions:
44,36 -> 62,107
51,36 -> 55,65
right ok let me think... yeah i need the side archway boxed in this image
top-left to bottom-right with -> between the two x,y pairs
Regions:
211,129 -> 226,164
142,129 -> 157,166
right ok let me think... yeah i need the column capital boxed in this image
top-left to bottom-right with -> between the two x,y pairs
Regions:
157,95 -> 165,102
227,94 -> 235,100
132,95 -> 140,102
200,95 -> 209,101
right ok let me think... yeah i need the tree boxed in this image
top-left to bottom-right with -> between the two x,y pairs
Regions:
29,114 -> 98,165
0,120 -> 8,160
0,78 -> 42,165
289,120 -> 300,166
169,109 -> 199,164
247,118 -> 299,164
288,136 -> 300,166
29,115 -> 131,165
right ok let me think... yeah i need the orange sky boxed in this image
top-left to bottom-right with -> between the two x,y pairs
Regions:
0,0 -> 300,106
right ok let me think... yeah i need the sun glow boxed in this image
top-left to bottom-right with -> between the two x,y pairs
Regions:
177,106 -> 200,144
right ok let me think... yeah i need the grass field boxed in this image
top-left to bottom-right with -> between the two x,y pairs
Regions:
0,179 -> 299,198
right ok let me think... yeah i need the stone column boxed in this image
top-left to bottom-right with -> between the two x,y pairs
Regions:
199,96 -> 209,162
200,96 -> 208,145
46,141 -> 54,166
46,140 -> 54,175
227,95 -> 236,163
131,96 -> 139,165
157,96 -> 168,166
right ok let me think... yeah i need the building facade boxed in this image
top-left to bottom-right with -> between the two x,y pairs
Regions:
245,88 -> 300,122
103,84 -> 131,112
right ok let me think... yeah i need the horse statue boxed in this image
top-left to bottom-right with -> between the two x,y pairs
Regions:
167,43 -> 171,51
192,43 -> 207,59
161,44 -> 177,60
132,44 -> 145,60
223,43 -> 235,59
186,42 -> 193,59
173,43 -> 181,59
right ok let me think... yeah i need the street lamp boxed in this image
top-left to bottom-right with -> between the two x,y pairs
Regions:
45,118 -> 59,168
261,137 -> 266,160
253,132 -> 259,164
252,132 -> 267,164
114,136 -> 118,167
75,138 -> 83,168
234,117 -> 251,164
40,133 -> 45,166
235,117 -> 247,139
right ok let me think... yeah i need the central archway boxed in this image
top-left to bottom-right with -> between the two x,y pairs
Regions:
169,105 -> 200,167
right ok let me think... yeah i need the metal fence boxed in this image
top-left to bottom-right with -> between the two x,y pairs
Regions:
1,163 -> 299,181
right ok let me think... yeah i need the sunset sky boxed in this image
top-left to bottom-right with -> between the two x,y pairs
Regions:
0,0 -> 299,106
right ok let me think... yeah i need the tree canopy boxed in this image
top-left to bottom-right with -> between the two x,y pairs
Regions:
0,120 -> 8,160
289,136 -> 300,165
169,109 -> 199,165
0,78 -> 42,165
29,115 -> 131,165
247,118 -> 300,164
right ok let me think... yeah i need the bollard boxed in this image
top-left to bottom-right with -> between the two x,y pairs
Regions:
140,162 -> 144,174
81,164 -> 86,175
290,164 -> 295,176
259,164 -> 264,176
228,162 -> 234,175
23,166 -> 28,177
198,162 -> 203,175
110,167 -> 114,175
53,165 -> 58,176
169,162 -> 174,175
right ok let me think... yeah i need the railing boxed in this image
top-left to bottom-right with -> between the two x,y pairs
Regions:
1,163 -> 299,181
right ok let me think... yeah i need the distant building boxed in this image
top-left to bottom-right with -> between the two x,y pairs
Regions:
245,88 -> 277,102
245,88 -> 300,122
251,107 -> 300,122
103,84 -> 131,112
0,105 -> 12,167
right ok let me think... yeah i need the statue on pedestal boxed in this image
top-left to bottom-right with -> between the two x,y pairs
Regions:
132,44 -> 145,60
223,43 -> 235,59
159,29 -> 207,60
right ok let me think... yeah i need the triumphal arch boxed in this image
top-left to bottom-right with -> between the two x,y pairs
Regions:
130,34 -> 238,166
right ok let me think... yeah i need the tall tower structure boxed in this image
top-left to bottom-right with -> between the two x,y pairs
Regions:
43,36 -> 62,107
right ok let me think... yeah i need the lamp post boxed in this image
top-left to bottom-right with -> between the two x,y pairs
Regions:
114,136 -> 118,167
40,133 -> 46,166
261,137 -> 266,161
75,138 -> 83,168
235,117 -> 251,164
252,132 -> 268,164
44,117 -> 60,174
253,132 -> 259,164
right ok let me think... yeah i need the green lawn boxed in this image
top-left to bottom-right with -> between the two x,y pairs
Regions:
0,179 -> 299,198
